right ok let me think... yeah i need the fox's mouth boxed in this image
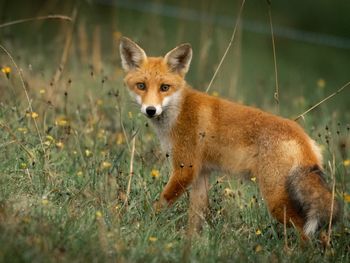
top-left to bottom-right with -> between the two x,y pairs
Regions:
144,112 -> 163,119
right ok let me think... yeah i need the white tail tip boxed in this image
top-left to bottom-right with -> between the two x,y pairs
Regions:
304,217 -> 319,236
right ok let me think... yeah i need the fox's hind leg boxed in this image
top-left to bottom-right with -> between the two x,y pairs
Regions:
254,142 -> 308,238
257,170 -> 306,237
188,171 -> 210,236
256,145 -> 340,239
266,191 -> 307,239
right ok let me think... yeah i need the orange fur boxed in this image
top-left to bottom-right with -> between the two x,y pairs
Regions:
120,37 -> 340,238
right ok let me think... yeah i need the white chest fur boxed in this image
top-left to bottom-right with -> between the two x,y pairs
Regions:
150,89 -> 183,156
151,110 -> 176,156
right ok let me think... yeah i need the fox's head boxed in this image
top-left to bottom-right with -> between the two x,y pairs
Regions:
119,37 -> 192,118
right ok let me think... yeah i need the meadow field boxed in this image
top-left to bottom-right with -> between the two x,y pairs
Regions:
0,0 -> 349,262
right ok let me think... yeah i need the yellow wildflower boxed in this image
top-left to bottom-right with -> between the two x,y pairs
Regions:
55,116 -> 69,127
149,236 -> 157,242
212,91 -> 219,97
250,177 -> 256,182
116,132 -> 124,145
344,193 -> 350,203
46,135 -> 55,141
254,244 -> 263,252
255,229 -> 262,235
97,129 -> 105,139
101,161 -> 112,169
77,171 -> 83,176
165,243 -> 173,250
17,127 -> 28,134
55,141 -> 64,149
317,78 -> 326,89
224,188 -> 234,197
1,66 -> 11,78
27,112 -> 39,119
151,169 -> 160,178
41,197 -> 49,205
96,211 -> 103,218
44,140 -> 52,146
85,149 -> 92,157
1,66 -> 11,74
344,159 -> 350,167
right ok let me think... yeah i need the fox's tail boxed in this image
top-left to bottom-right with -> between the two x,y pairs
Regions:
286,165 -> 341,236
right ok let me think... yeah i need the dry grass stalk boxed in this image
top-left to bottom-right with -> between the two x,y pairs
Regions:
78,20 -> 89,64
92,25 -> 102,74
283,205 -> 289,251
115,100 -> 131,152
52,7 -> 77,86
205,0 -> 246,93
294,81 -> 350,121
196,1 -> 213,83
124,135 -> 136,209
228,20 -> 242,99
34,0 -> 60,21
324,156 -> 337,251
0,122 -> 34,160
0,44 -> 45,158
0,14 -> 72,29
96,214 -> 109,256
267,2 -> 280,111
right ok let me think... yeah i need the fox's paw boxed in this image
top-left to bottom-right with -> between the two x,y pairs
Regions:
153,197 -> 168,213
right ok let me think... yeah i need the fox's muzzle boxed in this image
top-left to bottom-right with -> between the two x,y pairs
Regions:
146,106 -> 157,117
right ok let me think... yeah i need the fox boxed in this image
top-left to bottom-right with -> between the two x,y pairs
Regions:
119,36 -> 340,238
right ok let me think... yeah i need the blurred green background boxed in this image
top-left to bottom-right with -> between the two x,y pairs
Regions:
1,0 -> 349,119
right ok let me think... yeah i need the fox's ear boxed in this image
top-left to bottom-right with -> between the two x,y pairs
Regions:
164,43 -> 192,76
120,37 -> 147,72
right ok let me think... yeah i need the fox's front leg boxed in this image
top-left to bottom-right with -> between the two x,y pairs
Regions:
188,171 -> 209,236
155,161 -> 200,210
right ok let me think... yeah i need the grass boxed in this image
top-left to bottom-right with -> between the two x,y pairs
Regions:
1,1 -> 350,262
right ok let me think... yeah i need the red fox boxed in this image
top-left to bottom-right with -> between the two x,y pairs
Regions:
119,37 -> 340,238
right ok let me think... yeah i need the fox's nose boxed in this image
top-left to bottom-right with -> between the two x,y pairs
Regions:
145,106 -> 157,117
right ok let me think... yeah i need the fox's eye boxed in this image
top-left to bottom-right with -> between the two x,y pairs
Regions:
136,82 -> 146,90
160,84 -> 170,92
